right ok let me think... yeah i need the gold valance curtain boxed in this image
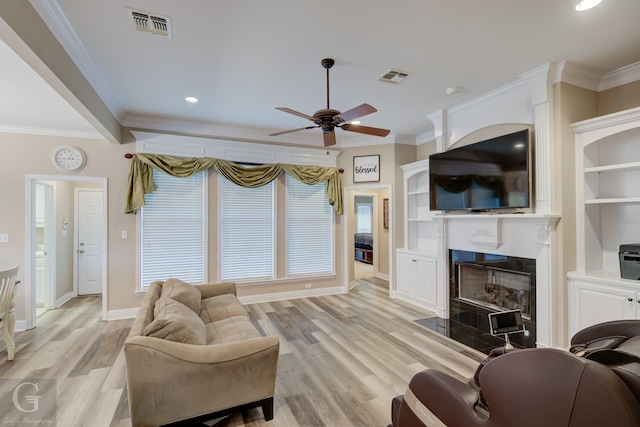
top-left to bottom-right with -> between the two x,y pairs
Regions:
125,153 -> 343,214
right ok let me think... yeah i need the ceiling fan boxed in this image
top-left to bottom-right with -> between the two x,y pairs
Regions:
269,58 -> 391,146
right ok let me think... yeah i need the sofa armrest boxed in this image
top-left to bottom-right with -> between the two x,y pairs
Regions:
195,282 -> 237,298
125,335 -> 279,426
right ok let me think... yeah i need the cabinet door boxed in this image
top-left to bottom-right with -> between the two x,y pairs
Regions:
396,255 -> 417,298
571,281 -> 636,335
415,258 -> 437,308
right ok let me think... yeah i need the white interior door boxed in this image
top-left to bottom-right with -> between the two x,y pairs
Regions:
76,188 -> 103,295
35,182 -> 54,313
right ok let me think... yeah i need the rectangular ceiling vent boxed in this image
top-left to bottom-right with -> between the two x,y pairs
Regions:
127,8 -> 172,38
377,69 -> 413,85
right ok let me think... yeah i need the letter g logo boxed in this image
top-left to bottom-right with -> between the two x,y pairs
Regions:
12,381 -> 41,413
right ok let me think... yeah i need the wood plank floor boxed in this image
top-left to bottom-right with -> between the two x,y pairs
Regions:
0,278 -> 485,426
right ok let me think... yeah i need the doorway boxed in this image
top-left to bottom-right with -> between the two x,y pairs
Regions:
26,175 -> 108,330
343,185 -> 393,294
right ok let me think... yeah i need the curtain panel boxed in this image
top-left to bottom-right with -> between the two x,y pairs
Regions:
125,153 -> 343,214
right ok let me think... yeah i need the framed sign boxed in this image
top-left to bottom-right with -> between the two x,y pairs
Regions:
383,198 -> 389,229
353,155 -> 380,183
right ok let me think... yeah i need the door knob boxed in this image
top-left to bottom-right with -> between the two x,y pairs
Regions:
77,249 -> 84,254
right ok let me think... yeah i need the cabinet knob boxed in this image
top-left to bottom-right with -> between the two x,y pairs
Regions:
628,297 -> 633,302
412,259 -> 417,262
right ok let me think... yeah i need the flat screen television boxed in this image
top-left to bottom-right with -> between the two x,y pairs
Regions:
429,129 -> 533,212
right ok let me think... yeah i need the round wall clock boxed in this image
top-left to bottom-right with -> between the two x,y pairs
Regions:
52,145 -> 87,172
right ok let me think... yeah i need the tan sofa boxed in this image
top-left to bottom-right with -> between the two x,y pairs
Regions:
124,278 -> 279,427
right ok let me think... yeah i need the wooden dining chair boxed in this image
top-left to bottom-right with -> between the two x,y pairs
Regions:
0,265 -> 19,361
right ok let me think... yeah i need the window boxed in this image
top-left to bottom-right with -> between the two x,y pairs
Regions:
356,203 -> 373,233
140,169 -> 206,290
286,175 -> 334,275
220,177 -> 275,280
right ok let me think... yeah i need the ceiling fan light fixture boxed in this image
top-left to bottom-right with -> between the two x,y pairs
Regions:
575,0 -> 602,11
351,120 -> 361,125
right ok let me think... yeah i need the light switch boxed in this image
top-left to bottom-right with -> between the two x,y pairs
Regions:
121,230 -> 128,239
0,234 -> 8,243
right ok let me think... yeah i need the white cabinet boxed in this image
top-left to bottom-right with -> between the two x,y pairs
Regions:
396,251 -> 437,311
568,274 -> 639,337
569,106 -> 640,335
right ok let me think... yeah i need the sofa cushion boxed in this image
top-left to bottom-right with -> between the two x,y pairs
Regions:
199,293 -> 248,324
205,316 -> 262,344
144,298 -> 206,345
160,278 -> 202,314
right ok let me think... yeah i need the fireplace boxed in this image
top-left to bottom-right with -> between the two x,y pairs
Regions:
449,249 -> 536,348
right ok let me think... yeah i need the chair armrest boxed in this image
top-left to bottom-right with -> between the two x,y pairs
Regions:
195,282 -> 237,298
398,370 -> 483,427
571,320 -> 640,346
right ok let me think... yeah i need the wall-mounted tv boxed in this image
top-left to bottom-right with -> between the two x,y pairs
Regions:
429,129 -> 533,212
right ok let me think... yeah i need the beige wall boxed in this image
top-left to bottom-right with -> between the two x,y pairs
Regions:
0,133 -> 138,322
599,80 -> 640,116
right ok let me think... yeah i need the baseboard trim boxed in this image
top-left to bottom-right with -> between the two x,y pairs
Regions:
106,308 -> 139,321
375,272 -> 389,281
238,286 -> 344,305
14,320 -> 28,332
56,291 -> 75,308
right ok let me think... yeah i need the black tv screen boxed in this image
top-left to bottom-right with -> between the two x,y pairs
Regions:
429,129 -> 532,212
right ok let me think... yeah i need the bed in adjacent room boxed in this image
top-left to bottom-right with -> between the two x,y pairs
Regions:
354,232 -> 373,264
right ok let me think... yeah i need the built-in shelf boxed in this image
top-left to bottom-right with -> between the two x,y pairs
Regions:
585,197 -> 640,204
407,190 -> 430,196
584,161 -> 640,174
569,106 -> 640,336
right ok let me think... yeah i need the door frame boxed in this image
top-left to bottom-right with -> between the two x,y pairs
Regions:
25,175 -> 108,329
35,182 -> 55,313
342,184 -> 393,295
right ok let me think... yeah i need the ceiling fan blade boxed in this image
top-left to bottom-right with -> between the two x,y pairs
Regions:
323,131 -> 337,147
342,124 -> 391,137
269,125 -> 318,136
275,107 -> 316,121
335,103 -> 377,123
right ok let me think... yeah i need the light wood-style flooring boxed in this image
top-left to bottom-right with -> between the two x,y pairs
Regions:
0,278 -> 485,427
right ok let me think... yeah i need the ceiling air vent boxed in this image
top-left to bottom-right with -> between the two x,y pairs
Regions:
377,69 -> 413,84
127,8 -> 172,38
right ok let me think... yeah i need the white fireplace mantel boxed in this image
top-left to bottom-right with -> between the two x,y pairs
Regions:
432,213 -> 560,348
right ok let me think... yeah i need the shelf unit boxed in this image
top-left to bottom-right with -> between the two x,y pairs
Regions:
396,159 -> 439,312
568,106 -> 640,335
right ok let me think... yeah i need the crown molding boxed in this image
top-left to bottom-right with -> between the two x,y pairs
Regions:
0,124 -> 103,139
123,114 -> 395,148
29,0 -> 123,121
599,61 -> 640,91
554,61 -> 602,91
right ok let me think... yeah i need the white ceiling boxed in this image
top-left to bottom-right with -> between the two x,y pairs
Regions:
2,0 -> 640,146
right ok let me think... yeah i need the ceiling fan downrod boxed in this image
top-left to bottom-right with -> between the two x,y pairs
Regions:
321,58 -> 334,110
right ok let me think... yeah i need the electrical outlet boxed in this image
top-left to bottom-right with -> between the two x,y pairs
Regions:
0,234 -> 8,243
121,230 -> 128,239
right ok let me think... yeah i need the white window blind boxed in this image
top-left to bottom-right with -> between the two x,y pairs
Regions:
286,175 -> 334,275
220,177 -> 274,280
356,204 -> 373,233
140,169 -> 206,290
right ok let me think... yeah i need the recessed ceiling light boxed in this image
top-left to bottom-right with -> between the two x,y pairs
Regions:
351,120 -> 361,125
575,0 -> 602,11
185,96 -> 198,103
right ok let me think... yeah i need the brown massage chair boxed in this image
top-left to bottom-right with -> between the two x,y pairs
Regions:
390,320 -> 640,427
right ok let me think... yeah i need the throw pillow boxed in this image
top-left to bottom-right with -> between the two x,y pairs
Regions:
144,298 -> 206,345
160,278 -> 202,314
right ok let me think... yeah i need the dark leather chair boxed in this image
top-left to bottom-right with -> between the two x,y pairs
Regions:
390,320 -> 640,427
